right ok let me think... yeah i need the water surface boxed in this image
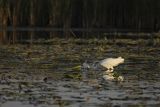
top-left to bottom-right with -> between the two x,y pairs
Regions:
0,38 -> 160,107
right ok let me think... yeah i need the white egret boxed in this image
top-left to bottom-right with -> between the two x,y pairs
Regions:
81,57 -> 125,82
100,57 -> 124,70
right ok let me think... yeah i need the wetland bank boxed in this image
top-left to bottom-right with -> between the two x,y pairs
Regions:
0,38 -> 160,107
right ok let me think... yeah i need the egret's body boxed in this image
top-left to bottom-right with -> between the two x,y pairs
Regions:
81,57 -> 124,82
100,57 -> 124,70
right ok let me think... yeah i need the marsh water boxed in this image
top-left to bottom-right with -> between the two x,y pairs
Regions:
0,38 -> 160,107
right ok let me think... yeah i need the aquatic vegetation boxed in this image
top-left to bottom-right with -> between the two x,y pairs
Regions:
64,72 -> 82,80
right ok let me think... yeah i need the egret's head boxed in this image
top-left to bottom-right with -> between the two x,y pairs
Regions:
117,57 -> 124,64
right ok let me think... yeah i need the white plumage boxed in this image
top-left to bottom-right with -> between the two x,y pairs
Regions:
100,57 -> 124,70
81,57 -> 125,82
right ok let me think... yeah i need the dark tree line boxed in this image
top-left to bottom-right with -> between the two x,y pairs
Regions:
0,0 -> 160,43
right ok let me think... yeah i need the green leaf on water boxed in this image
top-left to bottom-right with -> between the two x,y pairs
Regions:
65,65 -> 81,71
71,65 -> 81,70
64,73 -> 82,80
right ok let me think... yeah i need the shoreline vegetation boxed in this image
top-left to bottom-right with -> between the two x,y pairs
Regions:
0,0 -> 160,43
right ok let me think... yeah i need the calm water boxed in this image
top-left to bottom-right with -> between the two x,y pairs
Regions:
0,38 -> 160,107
